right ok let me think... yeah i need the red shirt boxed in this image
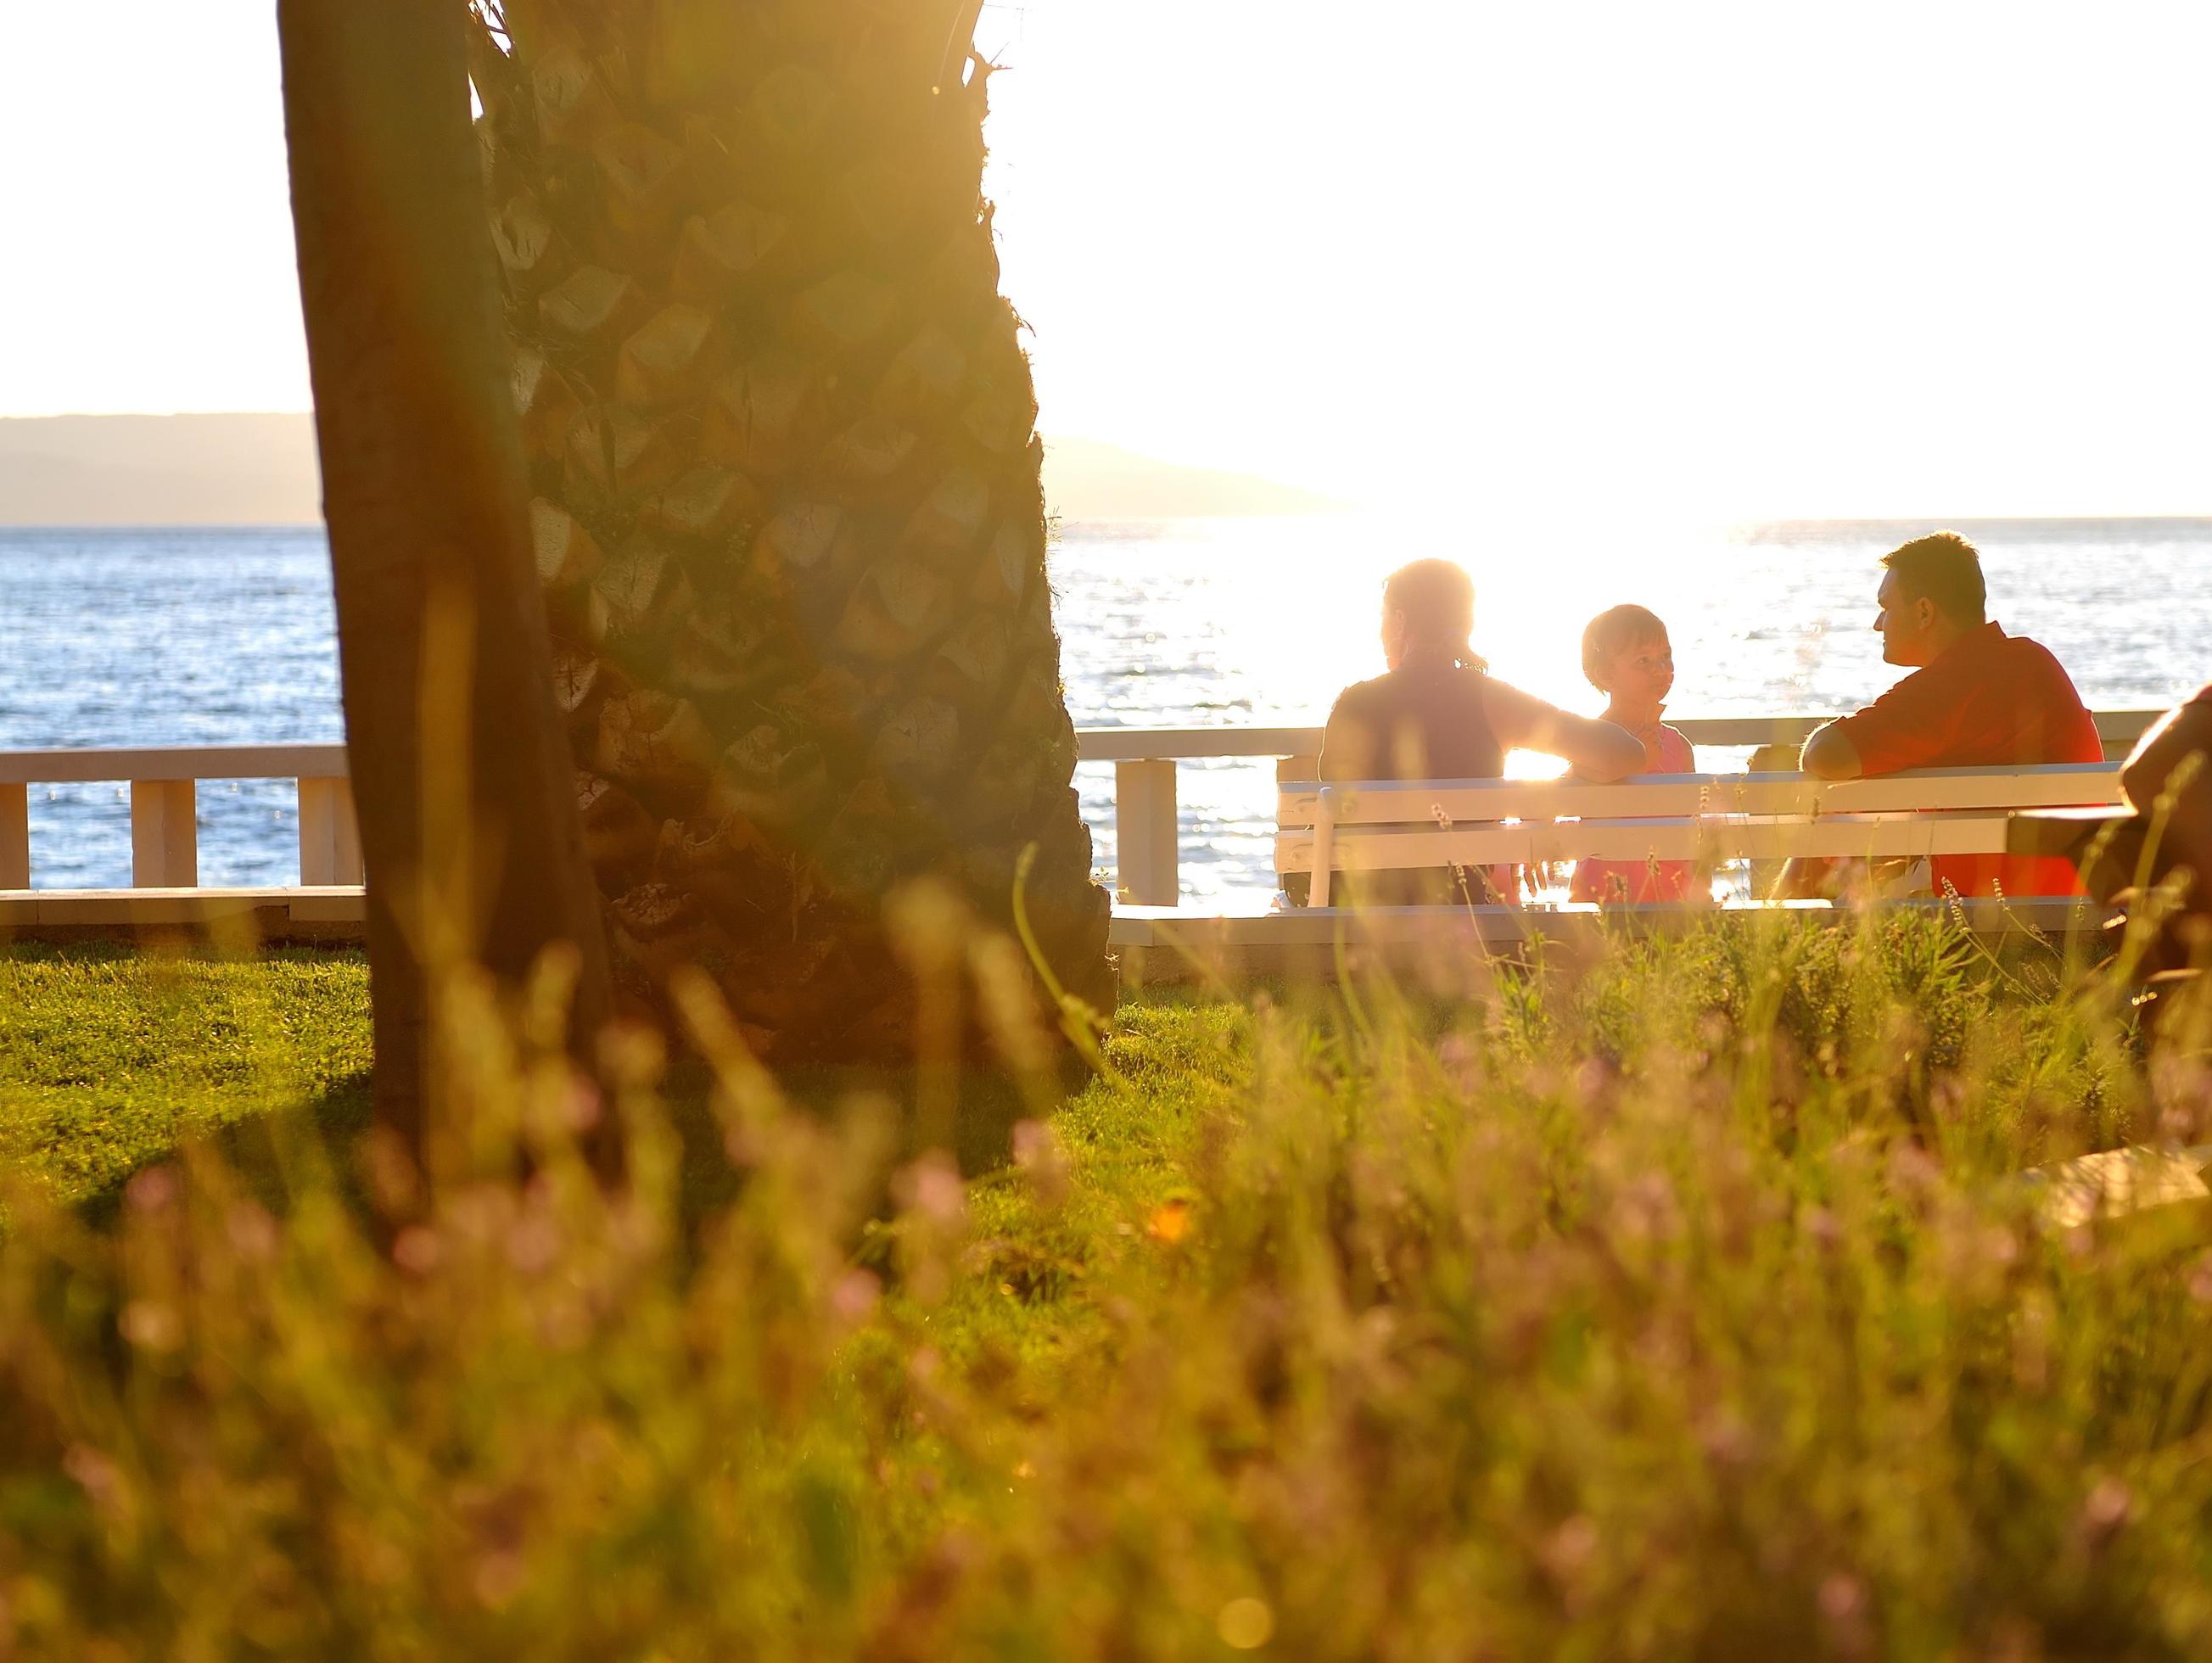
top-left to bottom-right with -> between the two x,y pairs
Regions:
1830,622 -> 2102,899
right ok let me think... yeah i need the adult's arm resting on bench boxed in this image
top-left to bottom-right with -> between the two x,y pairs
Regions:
1778,720 -> 1868,898
1799,720 -> 1864,781
1482,682 -> 1646,782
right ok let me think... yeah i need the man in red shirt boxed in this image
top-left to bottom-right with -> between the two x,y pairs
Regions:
1796,530 -> 2102,899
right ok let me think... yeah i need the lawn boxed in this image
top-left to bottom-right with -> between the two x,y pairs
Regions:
2,915 -> 2209,1657
0,945 -> 372,1207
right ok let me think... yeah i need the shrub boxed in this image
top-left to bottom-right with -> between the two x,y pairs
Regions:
2,913 -> 2209,1658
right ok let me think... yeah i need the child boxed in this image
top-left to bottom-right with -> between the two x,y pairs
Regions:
1569,605 -> 1700,905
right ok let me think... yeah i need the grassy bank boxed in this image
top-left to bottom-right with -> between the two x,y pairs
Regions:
2,915 -> 2209,1655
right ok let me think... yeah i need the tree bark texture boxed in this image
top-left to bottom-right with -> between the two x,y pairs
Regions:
277,0 -> 614,1150
471,0 -> 1115,1061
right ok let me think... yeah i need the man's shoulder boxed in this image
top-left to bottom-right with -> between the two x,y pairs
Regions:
1996,629 -> 2066,667
1995,630 -> 2089,697
1981,630 -> 2101,759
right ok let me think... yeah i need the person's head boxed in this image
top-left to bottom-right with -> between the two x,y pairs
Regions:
1380,558 -> 1483,671
1581,604 -> 1674,708
1876,531 -> 1987,667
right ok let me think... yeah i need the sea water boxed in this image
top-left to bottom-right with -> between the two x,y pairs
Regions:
3,518 -> 2207,901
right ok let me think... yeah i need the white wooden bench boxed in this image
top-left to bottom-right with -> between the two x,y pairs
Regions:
1278,763 -> 2126,907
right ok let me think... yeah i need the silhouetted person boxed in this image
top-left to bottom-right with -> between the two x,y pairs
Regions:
2046,686 -> 2212,1016
2119,686 -> 2212,895
1308,558 -> 1641,905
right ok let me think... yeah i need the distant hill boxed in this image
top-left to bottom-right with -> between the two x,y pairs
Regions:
0,414 -> 323,526
0,413 -> 1345,526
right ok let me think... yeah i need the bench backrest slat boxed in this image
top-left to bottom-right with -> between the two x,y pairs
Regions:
1280,810 -> 2050,873
1282,763 -> 2130,901
1280,763 -> 2122,828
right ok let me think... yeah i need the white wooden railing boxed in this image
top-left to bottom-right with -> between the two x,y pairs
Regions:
0,745 -> 359,890
0,710 -> 2167,901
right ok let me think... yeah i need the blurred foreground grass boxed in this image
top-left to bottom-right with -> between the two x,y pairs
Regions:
3,914 -> 2211,1657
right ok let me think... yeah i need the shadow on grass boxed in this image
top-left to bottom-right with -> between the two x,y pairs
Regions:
652,1056 -> 1047,1227
70,1068 -> 376,1236
74,1058 -> 1050,1247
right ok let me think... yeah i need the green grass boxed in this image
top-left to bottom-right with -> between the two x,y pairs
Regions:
0,945 -> 372,1207
2,915 -> 2210,1656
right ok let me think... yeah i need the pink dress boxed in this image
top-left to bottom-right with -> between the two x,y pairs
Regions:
1569,721 -> 1698,904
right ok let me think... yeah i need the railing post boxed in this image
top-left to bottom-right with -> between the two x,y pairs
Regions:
130,780 -> 198,887
1114,758 -> 1179,906
298,776 -> 365,886
0,783 -> 27,888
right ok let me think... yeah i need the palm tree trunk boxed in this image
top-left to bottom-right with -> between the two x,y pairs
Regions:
277,0 -> 613,1153
469,0 -> 1114,1060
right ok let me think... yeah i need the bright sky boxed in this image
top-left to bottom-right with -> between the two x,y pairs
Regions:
6,1 -> 2209,519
